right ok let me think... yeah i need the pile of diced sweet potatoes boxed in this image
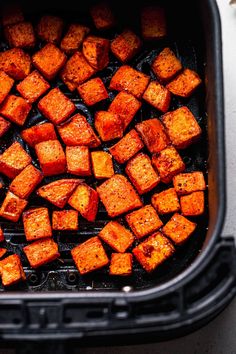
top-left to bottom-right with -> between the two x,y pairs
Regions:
0,2 -> 205,287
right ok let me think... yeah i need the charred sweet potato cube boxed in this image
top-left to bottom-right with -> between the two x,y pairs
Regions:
97,174 -> 142,218
37,179 -> 80,208
0,248 -> 7,258
162,213 -> 196,245
9,164 -> 43,200
152,48 -> 182,82
141,5 -> 166,41
167,69 -> 202,98
21,123 -> 57,147
125,153 -> 160,195
90,1 -> 116,30
0,191 -> 27,222
180,191 -> 205,216
0,227 -> 4,242
23,238 -> 60,268
143,81 -> 171,113
109,253 -> 132,276
0,95 -> 31,126
110,65 -> 150,99
58,113 -> 101,147
68,183 -> 99,222
23,207 -> 52,241
126,205 -> 163,239
61,23 -> 90,54
135,118 -> 169,153
162,106 -> 202,149
95,111 -> 123,142
151,188 -> 180,215
111,30 -> 141,63
66,146 -> 91,176
5,22 -> 36,49
0,254 -> 26,287
0,142 -> 31,179
152,146 -> 185,184
173,172 -> 206,196
108,91 -> 141,130
35,140 -> 66,176
91,151 -> 114,179
0,70 -> 14,105
52,210 -> 79,230
37,15 -> 64,44
1,5 -> 24,27
109,129 -> 144,164
0,48 -> 31,80
83,36 -> 109,70
99,221 -> 134,253
16,70 -> 50,103
38,88 -> 75,125
0,116 -> 11,138
71,236 -> 109,275
32,43 -> 66,81
77,78 -> 108,106
133,232 -> 174,272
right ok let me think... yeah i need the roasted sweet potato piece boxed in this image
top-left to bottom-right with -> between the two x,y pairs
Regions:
52,210 -> 79,230
0,48 -> 31,80
0,248 -> 7,258
58,113 -> 101,147
141,5 -> 166,40
0,227 -> 4,242
0,116 -> 11,138
23,207 -> 52,241
95,111 -> 123,142
0,142 -> 31,179
38,88 -> 75,125
0,191 -> 27,222
68,183 -> 99,222
91,151 -> 114,179
97,174 -> 142,218
71,236 -> 109,275
61,23 -> 90,54
66,146 -> 91,176
5,22 -> 36,49
16,70 -> 50,103
35,140 -> 66,176
151,188 -> 180,215
21,123 -> 57,147
162,213 -> 197,245
180,191 -> 205,216
77,78 -> 108,106
83,36 -> 109,70
23,238 -> 60,268
152,47 -> 182,82
143,81 -> 171,113
133,232 -> 174,272
0,70 -> 14,104
9,164 -> 43,199
173,172 -> 206,196
0,95 -> 31,126
37,15 -> 64,44
109,253 -> 132,276
111,30 -> 141,63
167,69 -> 202,98
135,118 -> 169,153
99,221 -> 134,253
0,254 -> 26,286
1,5 -> 24,27
90,1 -> 116,30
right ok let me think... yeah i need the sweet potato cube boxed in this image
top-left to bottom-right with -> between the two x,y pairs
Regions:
83,36 -> 109,70
0,70 -> 14,104
0,191 -> 27,222
95,111 -> 123,142
66,146 -> 91,176
9,164 -> 43,199
58,113 -> 101,147
99,221 -> 134,253
109,129 -> 144,164
21,123 -> 57,147
0,248 -> 7,258
5,22 -> 36,49
97,174 -> 142,218
126,205 -> 163,239
37,15 -> 64,44
23,207 -> 52,241
167,69 -> 202,98
109,253 -> 132,276
141,5 -> 167,41
35,140 -> 66,176
1,5 -> 24,27
16,70 -> 50,103
0,116 -> 11,138
135,118 -> 169,153
162,213 -> 196,245
173,172 -> 206,195
32,43 -> 66,81
77,78 -> 108,106
90,1 -> 116,30
108,91 -> 141,130
38,88 -> 75,125
52,210 -> 79,231
0,142 -> 31,179
0,95 -> 31,126
23,238 -> 60,268
180,191 -> 205,216
143,81 -> 171,113
111,30 -> 141,63
61,23 -> 90,54
0,48 -> 31,80
126,153 -> 160,194
133,232 -> 174,273
71,236 -> 109,275
68,183 -> 99,222
162,106 -> 202,149
152,47 -> 182,82
110,65 -> 150,99
37,179 -> 80,208
0,227 -> 4,242
0,254 -> 26,287
152,146 -> 185,184
151,188 -> 180,215
91,151 -> 114,179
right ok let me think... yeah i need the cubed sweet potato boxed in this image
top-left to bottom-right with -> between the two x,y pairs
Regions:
97,174 -> 142,218
162,106 -> 202,149
95,111 -> 123,142
0,95 -> 31,126
52,210 -> 79,230
0,227 -> 4,242
152,146 -> 185,184
0,70 -> 14,104
61,23 -> 90,54
152,47 -> 182,82
0,254 -> 26,287
0,248 -> 7,258
77,77 -> 108,106
23,238 -> 60,268
151,188 -> 180,215
141,5 -> 166,41
111,29 -> 141,63
166,69 -> 202,98
0,116 -> 11,138
1,5 -> 24,27
143,81 -> 171,113
162,213 -> 196,245
173,172 -> 206,195
23,207 -> 52,241
66,146 -> 91,176
68,183 -> 99,222
99,221 -> 134,253
37,15 -> 64,44
109,253 -> 132,276
16,70 -> 50,103
0,191 -> 28,222
35,140 -> 66,176
21,122 -> 57,147
71,236 -> 109,275
180,191 -> 205,216
91,151 -> 114,179
5,22 -> 36,48
90,1 -> 116,30
133,232 -> 174,272
0,48 -> 31,80
0,142 -> 31,179
82,36 -> 109,70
